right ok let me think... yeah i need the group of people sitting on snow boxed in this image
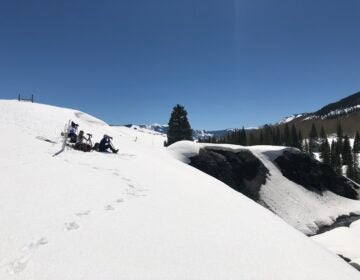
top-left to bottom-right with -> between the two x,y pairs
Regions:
67,121 -> 118,154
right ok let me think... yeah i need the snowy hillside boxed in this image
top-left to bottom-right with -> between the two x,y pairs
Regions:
312,219 -> 360,269
1,100 -> 359,279
169,142 -> 360,235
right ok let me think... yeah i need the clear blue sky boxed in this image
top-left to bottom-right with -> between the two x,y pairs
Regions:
0,0 -> 359,130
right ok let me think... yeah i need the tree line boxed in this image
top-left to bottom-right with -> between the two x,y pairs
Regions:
200,122 -> 360,183
164,104 -> 360,183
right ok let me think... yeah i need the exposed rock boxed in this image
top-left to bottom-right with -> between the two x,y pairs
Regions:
275,151 -> 359,199
314,213 -> 360,235
190,148 -> 269,201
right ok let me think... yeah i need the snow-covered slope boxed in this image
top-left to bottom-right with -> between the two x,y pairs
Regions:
312,220 -> 360,268
169,142 -> 360,235
1,100 -> 359,279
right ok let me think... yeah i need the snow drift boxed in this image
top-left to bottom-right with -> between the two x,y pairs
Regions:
0,100 -> 359,279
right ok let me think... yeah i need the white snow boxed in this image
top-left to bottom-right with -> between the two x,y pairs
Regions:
312,220 -> 360,267
303,104 -> 360,121
0,100 -> 359,279
170,142 -> 360,235
278,114 -> 304,124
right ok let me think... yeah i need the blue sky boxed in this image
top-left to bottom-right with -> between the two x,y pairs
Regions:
0,0 -> 359,130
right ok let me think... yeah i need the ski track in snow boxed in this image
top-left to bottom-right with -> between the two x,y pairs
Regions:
1,175 -> 148,275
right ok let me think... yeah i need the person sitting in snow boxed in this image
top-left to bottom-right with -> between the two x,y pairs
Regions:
74,130 -> 92,152
68,121 -> 79,143
99,135 -> 118,153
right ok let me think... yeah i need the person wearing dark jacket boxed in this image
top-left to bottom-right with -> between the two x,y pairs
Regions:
99,135 -> 118,153
67,121 -> 79,143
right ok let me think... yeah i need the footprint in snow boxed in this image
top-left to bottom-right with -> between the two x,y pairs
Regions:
75,210 -> 91,217
115,198 -> 124,203
118,153 -> 136,160
64,222 -> 80,231
6,237 -> 48,274
105,205 -> 115,211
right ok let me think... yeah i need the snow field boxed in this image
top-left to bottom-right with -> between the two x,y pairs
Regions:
0,100 -> 359,279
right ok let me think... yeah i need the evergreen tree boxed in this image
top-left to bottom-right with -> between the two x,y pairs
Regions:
284,124 -> 290,146
166,104 -> 193,146
319,126 -> 327,144
259,130 -> 264,145
290,124 -> 299,148
274,126 -> 281,145
309,123 -> 318,141
336,122 -> 343,141
240,127 -> 247,146
298,129 -> 303,151
330,140 -> 342,175
319,138 -> 331,165
248,132 -> 256,146
263,125 -> 273,145
336,122 -> 343,152
309,123 -> 318,153
342,135 -> 352,166
353,131 -> 360,154
308,140 -> 315,158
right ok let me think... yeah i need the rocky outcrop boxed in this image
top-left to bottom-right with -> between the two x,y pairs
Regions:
315,214 -> 360,235
189,148 -> 269,201
275,151 -> 359,199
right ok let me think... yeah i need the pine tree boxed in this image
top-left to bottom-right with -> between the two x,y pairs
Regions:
259,130 -> 264,145
248,132 -> 256,146
274,126 -> 281,145
319,138 -> 331,165
353,131 -> 360,154
336,122 -> 343,152
336,122 -> 343,141
298,129 -> 303,151
263,125 -> 273,145
342,135 -> 352,166
319,126 -> 327,144
309,123 -> 318,141
166,104 -> 193,146
290,124 -> 299,148
345,150 -> 357,182
309,123 -> 318,153
330,140 -> 342,175
284,124 -> 290,146
240,127 -> 247,146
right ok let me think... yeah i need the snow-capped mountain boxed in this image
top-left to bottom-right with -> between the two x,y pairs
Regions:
273,91 -> 360,137
278,91 -> 360,125
133,125 -> 256,140
278,113 -> 306,124
1,99 -> 359,279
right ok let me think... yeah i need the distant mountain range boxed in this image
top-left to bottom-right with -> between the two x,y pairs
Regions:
139,125 -> 242,140
116,91 -> 360,139
115,124 -> 255,140
277,91 -> 360,136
